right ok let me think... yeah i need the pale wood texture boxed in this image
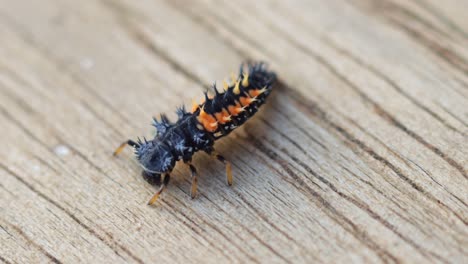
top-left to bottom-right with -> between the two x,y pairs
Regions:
0,0 -> 467,263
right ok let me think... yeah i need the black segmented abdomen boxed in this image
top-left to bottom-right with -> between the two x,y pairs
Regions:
193,62 -> 276,139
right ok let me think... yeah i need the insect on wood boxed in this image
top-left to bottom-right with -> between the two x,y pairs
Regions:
114,62 -> 277,204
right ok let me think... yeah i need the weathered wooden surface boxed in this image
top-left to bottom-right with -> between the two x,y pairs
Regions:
0,0 -> 467,263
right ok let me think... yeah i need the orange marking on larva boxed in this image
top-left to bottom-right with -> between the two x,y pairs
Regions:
228,101 -> 244,116
197,107 -> 218,132
239,96 -> 255,106
193,99 -> 206,113
249,89 -> 262,97
214,112 -> 224,123
215,109 -> 231,124
204,121 -> 218,132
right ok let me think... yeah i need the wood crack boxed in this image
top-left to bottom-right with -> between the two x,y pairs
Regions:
267,138 -> 449,263
243,135 -> 399,263
321,35 -> 465,135
0,220 -> 62,263
0,164 -> 144,264
275,80 -> 468,225
0,109 -> 145,264
349,0 -> 468,76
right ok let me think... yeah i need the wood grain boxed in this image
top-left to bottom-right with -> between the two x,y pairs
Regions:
0,0 -> 466,263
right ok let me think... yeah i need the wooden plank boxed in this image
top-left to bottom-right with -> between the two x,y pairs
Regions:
0,0 -> 466,263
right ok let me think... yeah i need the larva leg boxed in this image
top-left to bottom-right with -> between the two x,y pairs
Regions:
142,171 -> 161,185
211,152 -> 233,186
187,163 -> 198,199
113,140 -> 138,156
147,173 -> 171,205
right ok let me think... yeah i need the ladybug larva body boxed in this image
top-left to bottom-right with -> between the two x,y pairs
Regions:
114,62 -> 276,204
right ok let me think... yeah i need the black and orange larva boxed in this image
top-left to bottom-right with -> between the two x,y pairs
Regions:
114,62 -> 276,204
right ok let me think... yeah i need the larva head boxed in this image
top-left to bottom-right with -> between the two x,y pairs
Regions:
135,140 -> 176,175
